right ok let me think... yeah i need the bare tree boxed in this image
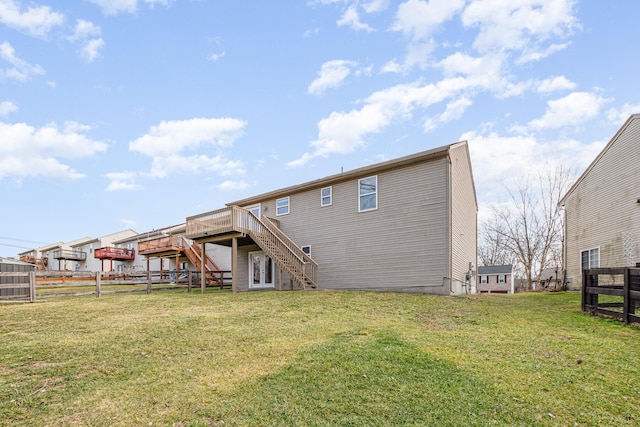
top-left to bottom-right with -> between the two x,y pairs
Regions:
478,215 -> 512,266
480,164 -> 575,290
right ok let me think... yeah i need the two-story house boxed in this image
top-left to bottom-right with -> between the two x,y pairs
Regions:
186,141 -> 478,295
559,114 -> 640,288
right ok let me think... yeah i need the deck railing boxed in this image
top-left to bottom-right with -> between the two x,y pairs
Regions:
52,249 -> 87,261
94,247 -> 136,260
138,235 -> 187,254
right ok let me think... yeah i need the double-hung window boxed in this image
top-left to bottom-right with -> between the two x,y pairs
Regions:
358,176 -> 378,212
321,186 -> 332,207
581,248 -> 599,271
498,275 -> 506,284
480,275 -> 488,284
276,197 -> 290,216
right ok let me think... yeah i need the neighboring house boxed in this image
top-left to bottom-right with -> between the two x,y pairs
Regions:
477,265 -> 514,294
185,141 -> 478,295
559,114 -> 640,289
533,267 -> 562,290
57,230 -> 138,272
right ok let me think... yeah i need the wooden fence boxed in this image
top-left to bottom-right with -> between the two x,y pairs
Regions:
0,270 -> 232,302
582,267 -> 640,325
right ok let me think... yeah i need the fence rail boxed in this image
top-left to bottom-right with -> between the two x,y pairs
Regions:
582,267 -> 640,325
0,269 -> 232,302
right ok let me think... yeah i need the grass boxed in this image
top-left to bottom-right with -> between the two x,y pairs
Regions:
0,290 -> 638,426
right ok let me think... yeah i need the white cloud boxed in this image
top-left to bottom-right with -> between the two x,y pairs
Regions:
130,117 -> 246,157
0,41 -> 45,82
528,91 -> 608,130
217,180 -> 249,191
0,100 -> 17,117
105,171 -> 143,192
308,60 -> 356,95
68,19 -> 101,41
392,0 -> 465,41
461,0 -> 577,56
0,121 -> 107,181
89,0 -> 170,15
423,96 -> 472,132
606,104 -> 640,125
126,117 -> 247,180
80,38 -> 105,62
0,0 -> 64,38
337,5 -> 374,32
362,0 -> 389,13
290,80 -> 457,166
536,75 -> 576,94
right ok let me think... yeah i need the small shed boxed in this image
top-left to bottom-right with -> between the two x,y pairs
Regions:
0,257 -> 35,300
477,265 -> 514,294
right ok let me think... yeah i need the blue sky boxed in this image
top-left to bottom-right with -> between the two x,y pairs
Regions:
1,0 -> 639,257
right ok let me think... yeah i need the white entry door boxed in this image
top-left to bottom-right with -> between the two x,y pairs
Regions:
249,251 -> 274,289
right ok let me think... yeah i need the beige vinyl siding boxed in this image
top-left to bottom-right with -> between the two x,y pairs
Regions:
564,117 -> 640,287
255,157 -> 451,293
449,143 -> 478,292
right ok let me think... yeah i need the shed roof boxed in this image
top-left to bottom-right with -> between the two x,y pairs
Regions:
478,265 -> 512,274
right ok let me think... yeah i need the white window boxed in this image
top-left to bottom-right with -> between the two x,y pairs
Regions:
498,275 -> 506,283
321,186 -> 332,207
276,197 -> 290,216
480,275 -> 488,284
301,245 -> 311,256
358,176 -> 378,212
581,248 -> 599,271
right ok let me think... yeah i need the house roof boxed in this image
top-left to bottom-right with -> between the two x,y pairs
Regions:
534,267 -> 562,281
559,114 -> 640,206
478,264 -> 512,274
0,257 -> 35,266
227,141 -> 467,207
113,223 -> 187,244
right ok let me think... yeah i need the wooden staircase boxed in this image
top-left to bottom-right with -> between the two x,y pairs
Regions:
181,237 -> 224,286
245,214 -> 318,289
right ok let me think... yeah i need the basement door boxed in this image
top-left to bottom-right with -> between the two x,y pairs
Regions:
249,251 -> 274,289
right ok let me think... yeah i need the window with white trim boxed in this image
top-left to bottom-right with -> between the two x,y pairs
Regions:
581,248 -> 599,271
276,197 -> 290,216
498,274 -> 506,283
358,176 -> 377,212
301,245 -> 311,256
321,186 -> 332,207
480,275 -> 488,284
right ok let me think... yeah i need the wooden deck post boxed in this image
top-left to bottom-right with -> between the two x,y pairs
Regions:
95,271 -> 101,298
187,270 -> 192,292
29,271 -> 36,303
231,237 -> 238,293
147,270 -> 152,294
201,242 -> 206,294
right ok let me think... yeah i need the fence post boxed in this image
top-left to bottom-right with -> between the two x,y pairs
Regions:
147,271 -> 152,294
623,268 -> 631,325
29,271 -> 36,303
96,271 -> 101,298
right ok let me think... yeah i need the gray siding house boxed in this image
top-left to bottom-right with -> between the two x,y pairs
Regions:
186,141 -> 478,295
560,114 -> 640,289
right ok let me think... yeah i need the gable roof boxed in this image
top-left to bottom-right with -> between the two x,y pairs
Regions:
227,141 -> 468,207
478,265 -> 512,275
559,114 -> 640,206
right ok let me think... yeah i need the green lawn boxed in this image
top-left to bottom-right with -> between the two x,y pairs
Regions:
0,290 -> 638,426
